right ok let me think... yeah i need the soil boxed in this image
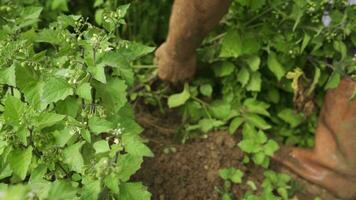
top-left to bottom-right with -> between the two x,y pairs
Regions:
132,103 -> 338,200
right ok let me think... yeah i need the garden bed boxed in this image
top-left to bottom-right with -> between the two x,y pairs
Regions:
133,104 -> 337,200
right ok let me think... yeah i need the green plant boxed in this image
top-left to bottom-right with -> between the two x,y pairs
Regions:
238,124 -> 279,168
0,1 -> 154,199
242,171 -> 292,200
218,167 -> 244,200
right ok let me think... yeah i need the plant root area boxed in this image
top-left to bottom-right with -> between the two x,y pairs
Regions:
132,104 -> 337,200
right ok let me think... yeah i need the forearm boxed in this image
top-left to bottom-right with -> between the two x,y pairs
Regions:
165,0 -> 231,60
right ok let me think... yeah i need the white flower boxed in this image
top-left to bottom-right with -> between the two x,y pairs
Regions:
322,12 -> 332,27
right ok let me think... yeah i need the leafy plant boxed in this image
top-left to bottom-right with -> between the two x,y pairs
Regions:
243,171 -> 292,200
218,167 -> 244,200
238,124 -> 279,168
0,1 -> 154,199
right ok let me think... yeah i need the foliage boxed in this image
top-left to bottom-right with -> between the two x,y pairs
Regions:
165,0 -> 356,165
0,0 -> 154,199
243,171 -> 292,200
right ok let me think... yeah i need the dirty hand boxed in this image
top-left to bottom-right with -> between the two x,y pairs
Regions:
154,43 -> 196,83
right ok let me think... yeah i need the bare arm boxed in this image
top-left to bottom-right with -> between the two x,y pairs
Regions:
155,0 -> 231,82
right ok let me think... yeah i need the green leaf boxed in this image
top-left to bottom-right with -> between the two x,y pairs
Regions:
333,41 -> 347,60
122,133 -> 153,157
4,96 -> 26,125
300,33 -> 311,53
214,62 -> 235,77
198,118 -> 224,133
35,112 -> 65,130
0,65 -> 16,86
229,117 -> 244,134
246,72 -> 262,92
245,113 -> 271,130
237,67 -> 250,87
117,154 -> 144,182
252,152 -> 266,165
267,52 -> 286,81
88,64 -> 106,84
243,99 -> 270,116
76,83 -> 92,101
88,116 -> 114,135
277,108 -> 303,128
63,142 -> 85,173
52,128 -> 73,147
51,0 -> 68,11
200,84 -> 213,97
119,182 -> 151,200
209,100 -> 231,120
168,83 -> 190,108
48,181 -> 77,200
80,180 -> 101,200
93,140 -> 110,154
246,56 -> 260,72
220,30 -> 242,58
238,140 -> 258,153
264,140 -> 279,156
219,167 -> 244,184
9,147 -> 33,180
95,78 -> 127,113
118,42 -> 155,61
325,71 -> 341,90
43,77 -> 73,104
104,174 -> 120,194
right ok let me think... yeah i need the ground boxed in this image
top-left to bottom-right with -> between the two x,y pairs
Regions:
133,103 -> 338,200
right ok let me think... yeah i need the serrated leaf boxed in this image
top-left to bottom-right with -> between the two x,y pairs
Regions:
35,112 -> 65,130
63,142 -> 84,173
237,67 -> 250,87
252,151 -> 266,165
200,84 -> 213,97
119,182 -> 151,200
267,52 -> 286,81
325,71 -> 341,90
220,30 -> 242,58
198,118 -> 225,133
76,83 -> 92,101
122,133 -> 153,157
238,140 -> 258,153
117,154 -> 144,182
277,108 -> 303,128
209,100 -> 231,120
4,96 -> 26,125
88,64 -> 106,84
9,147 -> 33,180
80,180 -> 101,200
245,113 -> 271,130
229,117 -> 244,134
43,77 -> 73,104
93,140 -> 110,154
246,56 -> 260,72
243,98 -> 270,116
214,62 -> 235,77
168,83 -> 190,108
52,128 -> 73,147
95,78 -> 127,113
264,140 -> 279,156
246,72 -> 262,92
88,116 -> 114,135
48,181 -> 77,200
0,65 -> 16,86
104,174 -> 120,194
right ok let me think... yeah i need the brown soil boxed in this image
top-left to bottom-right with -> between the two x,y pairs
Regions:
133,104 -> 338,200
